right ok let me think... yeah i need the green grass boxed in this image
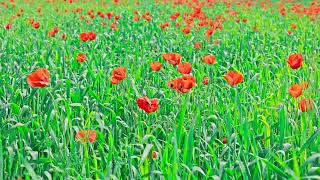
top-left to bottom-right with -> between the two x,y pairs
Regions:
0,0 -> 320,179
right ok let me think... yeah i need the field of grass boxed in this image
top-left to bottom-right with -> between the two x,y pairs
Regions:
0,0 -> 320,179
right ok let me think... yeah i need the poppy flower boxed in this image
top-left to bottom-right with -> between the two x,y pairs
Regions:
152,151 -> 158,159
222,138 -> 227,144
202,55 -> 216,64
150,61 -> 162,71
242,18 -> 248,23
177,62 -> 192,74
194,43 -> 201,49
48,31 -> 55,37
287,29 -> 292,35
5,23 -> 11,29
87,32 -> 96,40
136,96 -> 159,114
61,33 -> 67,40
291,24 -> 297,29
75,130 -> 97,143
224,70 -> 243,86
27,68 -> 50,88
32,22 -> 40,29
288,84 -> 302,98
133,16 -> 140,21
299,99 -> 313,112
162,52 -> 181,65
202,77 -> 209,85
168,75 -> 196,93
53,27 -> 59,33
287,54 -> 303,69
80,32 -> 88,42
111,67 -> 126,84
182,26 -> 191,34
28,18 -> 34,24
77,53 -> 86,62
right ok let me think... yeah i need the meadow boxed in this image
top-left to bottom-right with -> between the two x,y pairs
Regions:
0,0 -> 320,179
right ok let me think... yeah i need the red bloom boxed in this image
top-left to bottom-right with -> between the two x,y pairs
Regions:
77,53 -> 86,62
80,32 -> 88,42
75,130 -> 97,143
53,27 -> 59,33
162,53 -> 181,66
299,99 -> 313,112
182,26 -> 191,34
168,75 -> 196,93
61,33 -> 67,40
136,97 -> 159,114
202,55 -> 216,64
5,23 -> 11,29
150,61 -> 162,71
288,84 -> 302,98
287,54 -> 303,69
133,16 -> 140,21
88,31 -> 96,40
194,43 -> 202,49
111,67 -> 126,84
32,22 -> 40,29
152,151 -> 158,159
177,62 -> 192,74
291,24 -> 297,29
224,70 -> 243,86
202,77 -> 209,85
27,68 -> 50,88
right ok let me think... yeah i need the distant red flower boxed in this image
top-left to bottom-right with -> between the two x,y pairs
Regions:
48,31 -> 55,37
27,68 -> 50,88
32,22 -> 40,29
61,33 -> 67,40
28,18 -> 34,24
168,75 -> 196,93
202,55 -> 216,64
53,27 -> 59,33
77,53 -> 86,62
150,61 -> 162,71
291,24 -> 297,29
177,62 -> 192,74
222,138 -> 227,144
133,16 -> 140,21
287,29 -> 292,35
80,32 -> 88,42
162,52 -> 181,66
299,99 -> 313,112
111,67 -> 126,84
288,84 -> 302,98
287,54 -> 303,69
224,70 -> 243,86
202,77 -> 209,85
194,43 -> 202,49
5,23 -> 11,29
152,151 -> 158,159
136,97 -> 159,114
182,26 -> 191,34
242,18 -> 248,23
75,130 -> 97,143
88,31 -> 96,40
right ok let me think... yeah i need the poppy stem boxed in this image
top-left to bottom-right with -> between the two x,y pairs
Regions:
130,77 -> 140,97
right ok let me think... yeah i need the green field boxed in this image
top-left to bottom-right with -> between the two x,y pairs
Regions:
0,0 -> 320,179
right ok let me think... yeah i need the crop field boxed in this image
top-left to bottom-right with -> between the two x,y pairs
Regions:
0,0 -> 320,179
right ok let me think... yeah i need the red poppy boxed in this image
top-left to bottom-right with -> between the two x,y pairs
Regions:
182,26 -> 191,34
177,62 -> 192,74
136,97 -> 159,114
168,75 -> 196,93
287,29 -> 292,35
150,61 -> 162,71
291,24 -> 297,29
32,22 -> 40,29
77,53 -> 86,62
53,27 -> 59,33
27,68 -> 50,88
202,55 -> 216,64
224,70 -> 243,86
288,84 -> 302,98
287,54 -> 303,69
88,31 -> 96,40
61,33 -> 67,40
48,31 -> 55,37
194,43 -> 202,49
162,53 -> 181,66
222,138 -> 227,144
5,23 -> 11,29
111,67 -> 126,84
242,18 -> 248,23
28,18 -> 34,24
75,130 -> 97,143
133,16 -> 140,21
299,99 -> 313,112
152,151 -> 158,159
80,32 -> 88,42
202,77 -> 209,85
